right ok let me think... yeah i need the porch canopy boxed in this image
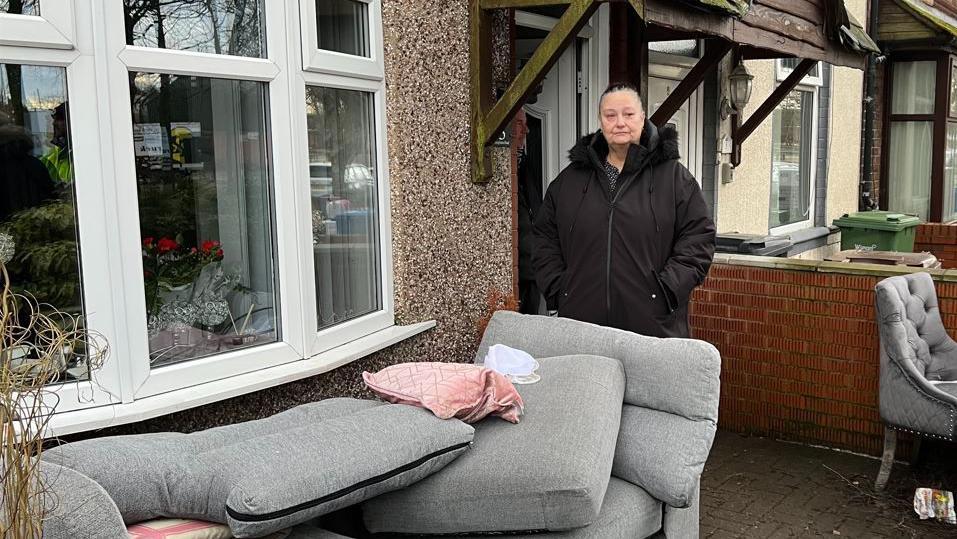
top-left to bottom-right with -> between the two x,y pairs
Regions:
874,0 -> 957,47
471,0 -> 880,182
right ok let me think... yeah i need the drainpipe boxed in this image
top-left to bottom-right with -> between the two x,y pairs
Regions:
860,0 -> 881,210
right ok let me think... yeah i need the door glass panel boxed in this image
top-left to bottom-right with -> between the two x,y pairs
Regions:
1,0 -> 38,15
649,77 -> 691,171
316,0 -> 369,57
305,86 -> 380,330
130,72 -> 278,367
124,0 -> 265,58
0,63 -> 88,381
888,121 -> 933,220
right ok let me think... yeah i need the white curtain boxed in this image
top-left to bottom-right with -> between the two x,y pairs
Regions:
888,121 -> 933,219
892,61 -> 936,115
945,123 -> 957,221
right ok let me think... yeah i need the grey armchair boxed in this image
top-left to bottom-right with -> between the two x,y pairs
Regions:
874,272 -> 957,491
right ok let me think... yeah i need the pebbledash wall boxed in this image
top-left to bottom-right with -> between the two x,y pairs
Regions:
915,223 -> 957,269
688,254 -> 957,457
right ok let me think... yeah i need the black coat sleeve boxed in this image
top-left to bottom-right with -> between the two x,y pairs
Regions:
657,165 -> 716,310
532,179 -> 565,309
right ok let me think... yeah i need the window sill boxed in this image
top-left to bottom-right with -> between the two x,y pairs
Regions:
46,320 -> 436,437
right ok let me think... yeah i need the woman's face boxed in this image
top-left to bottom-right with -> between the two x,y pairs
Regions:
600,90 -> 644,148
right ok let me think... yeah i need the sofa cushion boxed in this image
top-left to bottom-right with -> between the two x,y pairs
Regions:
613,404 -> 716,508
362,355 -> 625,534
427,477 -> 662,539
192,404 -> 473,537
43,398 -> 379,524
476,311 -> 720,423
36,460 -> 128,539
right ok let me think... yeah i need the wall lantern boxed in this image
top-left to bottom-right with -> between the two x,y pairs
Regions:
728,61 -> 754,112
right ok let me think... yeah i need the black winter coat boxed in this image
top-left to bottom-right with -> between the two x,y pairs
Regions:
532,120 -> 716,338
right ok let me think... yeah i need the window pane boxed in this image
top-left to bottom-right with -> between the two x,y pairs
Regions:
1,0 -> 38,15
769,90 -> 814,229
130,73 -> 277,367
888,121 -> 933,220
780,58 -> 820,79
892,61 -> 936,115
305,86 -> 381,330
945,123 -> 957,221
317,0 -> 370,57
124,0 -> 265,58
950,63 -> 957,118
0,63 -> 88,380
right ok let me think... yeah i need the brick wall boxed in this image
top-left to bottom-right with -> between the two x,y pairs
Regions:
915,223 -> 957,269
688,258 -> 949,456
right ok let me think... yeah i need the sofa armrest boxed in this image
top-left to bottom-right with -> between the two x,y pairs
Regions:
476,311 -> 721,423
613,405 -> 716,508
38,460 -> 127,539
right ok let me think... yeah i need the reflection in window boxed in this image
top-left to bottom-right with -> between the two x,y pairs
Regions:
950,64 -> 957,118
0,0 -> 38,15
769,89 -> 813,229
124,0 -> 265,58
306,86 -> 380,330
0,63 -> 87,380
317,0 -> 369,57
780,58 -> 821,80
130,73 -> 277,367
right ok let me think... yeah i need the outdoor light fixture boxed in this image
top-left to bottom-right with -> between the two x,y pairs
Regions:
728,61 -> 754,112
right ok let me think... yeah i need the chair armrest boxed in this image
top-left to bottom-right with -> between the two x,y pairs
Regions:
39,460 -> 127,539
880,352 -> 957,439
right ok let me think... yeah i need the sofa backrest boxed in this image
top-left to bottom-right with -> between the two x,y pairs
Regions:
476,311 -> 720,423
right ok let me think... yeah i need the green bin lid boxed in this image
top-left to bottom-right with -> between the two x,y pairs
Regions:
832,211 -> 922,231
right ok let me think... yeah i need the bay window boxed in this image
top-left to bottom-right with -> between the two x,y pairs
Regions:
0,0 -> 416,435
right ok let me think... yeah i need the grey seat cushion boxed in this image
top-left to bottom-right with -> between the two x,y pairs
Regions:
362,355 -> 625,535
613,404 -> 715,507
44,398 -> 379,524
35,460 -> 128,539
420,477 -> 663,539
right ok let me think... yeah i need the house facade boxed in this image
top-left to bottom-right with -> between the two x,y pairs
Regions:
0,0 -> 879,437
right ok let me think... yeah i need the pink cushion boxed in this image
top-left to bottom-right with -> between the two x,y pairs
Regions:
127,519 -> 232,539
363,362 -> 524,423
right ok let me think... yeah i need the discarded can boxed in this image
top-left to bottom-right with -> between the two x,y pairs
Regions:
914,488 -> 956,524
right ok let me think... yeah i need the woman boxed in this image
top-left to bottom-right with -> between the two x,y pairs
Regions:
532,82 -> 715,338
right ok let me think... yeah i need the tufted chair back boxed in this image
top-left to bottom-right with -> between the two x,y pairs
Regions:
875,272 -> 957,438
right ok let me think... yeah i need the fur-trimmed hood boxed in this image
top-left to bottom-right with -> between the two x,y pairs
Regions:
567,119 -> 680,176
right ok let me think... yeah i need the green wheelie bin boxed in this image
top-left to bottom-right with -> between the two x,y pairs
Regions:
832,211 -> 922,252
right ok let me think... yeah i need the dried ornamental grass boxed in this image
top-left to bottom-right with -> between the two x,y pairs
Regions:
0,263 -> 108,538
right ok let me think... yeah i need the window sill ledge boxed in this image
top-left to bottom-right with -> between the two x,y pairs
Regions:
47,320 -> 436,437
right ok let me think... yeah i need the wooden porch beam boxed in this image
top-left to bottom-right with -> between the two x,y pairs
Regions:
731,58 -> 815,166
650,39 -> 732,127
470,0 -> 494,182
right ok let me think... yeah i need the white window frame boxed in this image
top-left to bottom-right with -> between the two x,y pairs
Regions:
291,2 -> 396,356
775,59 -> 824,88
0,4 -> 124,415
768,84 -> 819,236
2,0 -> 427,437
0,0 -> 75,49
299,0 -> 384,80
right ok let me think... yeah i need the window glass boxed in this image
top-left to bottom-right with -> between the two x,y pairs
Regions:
950,62 -> 957,118
944,122 -> 957,221
305,86 -> 380,330
130,72 -> 278,367
780,57 -> 821,79
769,89 -> 814,229
892,61 -> 936,115
124,0 -> 265,58
888,121 -> 933,220
1,0 -> 38,15
317,0 -> 369,57
0,63 -> 88,380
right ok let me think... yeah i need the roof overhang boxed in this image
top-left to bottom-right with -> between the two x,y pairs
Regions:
893,0 -> 957,38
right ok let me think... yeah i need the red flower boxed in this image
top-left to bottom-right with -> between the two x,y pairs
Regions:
201,240 -> 220,254
142,237 -> 154,248
190,247 -> 197,254
157,237 -> 178,253
215,248 -> 223,258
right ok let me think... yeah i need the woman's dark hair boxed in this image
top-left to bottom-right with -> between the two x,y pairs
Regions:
600,82 -> 643,109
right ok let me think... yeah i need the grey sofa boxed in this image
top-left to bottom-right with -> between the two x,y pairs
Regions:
37,311 -> 721,538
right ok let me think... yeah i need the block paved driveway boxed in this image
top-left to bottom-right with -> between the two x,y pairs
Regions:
701,431 -> 957,538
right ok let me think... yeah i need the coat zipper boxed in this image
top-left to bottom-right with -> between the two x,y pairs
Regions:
225,441 -> 472,523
